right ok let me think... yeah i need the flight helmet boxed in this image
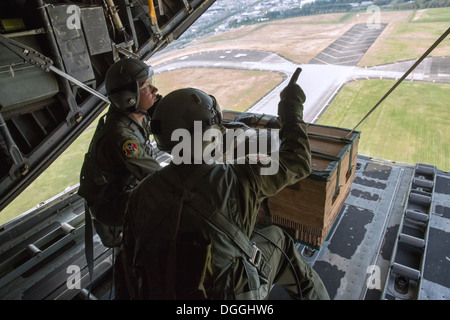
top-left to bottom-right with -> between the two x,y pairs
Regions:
105,58 -> 154,113
151,88 -> 222,152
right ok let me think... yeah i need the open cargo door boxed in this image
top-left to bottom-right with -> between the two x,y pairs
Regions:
0,0 -> 216,212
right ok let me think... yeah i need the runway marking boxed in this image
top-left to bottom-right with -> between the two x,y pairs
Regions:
320,51 -> 364,60
337,53 -> 364,60
328,47 -> 345,54
311,57 -> 329,65
345,31 -> 360,37
329,43 -> 348,50
309,23 -> 387,66
320,51 -> 339,60
328,45 -> 371,54
335,38 -> 359,45
335,59 -> 362,65
333,48 -> 370,55
333,41 -> 374,49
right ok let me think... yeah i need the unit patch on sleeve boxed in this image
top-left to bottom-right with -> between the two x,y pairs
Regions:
122,140 -> 140,157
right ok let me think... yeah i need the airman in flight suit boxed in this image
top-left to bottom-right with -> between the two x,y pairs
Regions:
78,58 -> 161,247
117,69 -> 329,300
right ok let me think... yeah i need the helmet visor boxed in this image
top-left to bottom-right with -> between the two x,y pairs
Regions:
139,75 -> 156,90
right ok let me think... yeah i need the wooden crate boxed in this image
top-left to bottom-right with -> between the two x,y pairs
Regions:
259,124 -> 359,247
222,111 -> 360,247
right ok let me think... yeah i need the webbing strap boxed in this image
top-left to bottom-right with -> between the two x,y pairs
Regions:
84,203 -> 94,299
347,143 -> 355,175
334,158 -> 342,199
158,164 -> 215,299
190,192 -> 272,280
160,164 -> 272,279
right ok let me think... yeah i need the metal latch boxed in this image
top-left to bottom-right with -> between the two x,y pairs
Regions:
249,243 -> 262,267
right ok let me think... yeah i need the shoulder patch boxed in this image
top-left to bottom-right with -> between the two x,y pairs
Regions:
122,140 -> 140,157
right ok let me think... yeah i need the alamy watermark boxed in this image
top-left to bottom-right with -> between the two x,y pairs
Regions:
65,3 -> 383,30
366,5 -> 381,30
366,265 -> 381,290
170,122 -> 280,175
66,5 -> 81,30
65,4 -> 383,31
66,264 -> 81,289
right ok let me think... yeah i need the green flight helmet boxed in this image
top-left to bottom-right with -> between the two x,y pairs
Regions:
105,58 -> 154,113
151,88 -> 222,152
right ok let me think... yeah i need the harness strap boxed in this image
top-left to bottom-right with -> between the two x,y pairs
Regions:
158,164 -> 215,299
188,192 -> 272,279
160,164 -> 272,281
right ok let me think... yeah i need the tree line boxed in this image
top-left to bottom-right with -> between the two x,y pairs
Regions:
228,0 -> 450,27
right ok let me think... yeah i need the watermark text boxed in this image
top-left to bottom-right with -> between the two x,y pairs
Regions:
169,122 -> 280,175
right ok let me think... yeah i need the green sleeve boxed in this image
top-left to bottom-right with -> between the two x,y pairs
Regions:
236,92 -> 311,201
116,135 -> 161,181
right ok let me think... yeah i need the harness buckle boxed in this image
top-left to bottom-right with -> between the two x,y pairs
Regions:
249,243 -> 262,267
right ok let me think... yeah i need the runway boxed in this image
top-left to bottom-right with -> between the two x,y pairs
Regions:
154,27 -> 450,123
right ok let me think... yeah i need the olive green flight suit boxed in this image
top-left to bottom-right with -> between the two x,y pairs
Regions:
121,86 -> 329,300
78,106 -> 160,246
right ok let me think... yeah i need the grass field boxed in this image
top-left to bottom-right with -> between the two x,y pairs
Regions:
0,116 -> 103,225
156,68 -> 283,112
317,80 -> 450,170
359,7 -> 450,66
411,7 -> 450,22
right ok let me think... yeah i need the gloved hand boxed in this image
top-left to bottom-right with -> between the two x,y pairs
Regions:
279,68 -> 306,104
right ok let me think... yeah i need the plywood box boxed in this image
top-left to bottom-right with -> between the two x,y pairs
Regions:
222,111 -> 360,247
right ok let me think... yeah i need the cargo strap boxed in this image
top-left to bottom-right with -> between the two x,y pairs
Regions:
334,159 -> 342,200
160,164 -> 272,295
347,143 -> 355,176
309,132 -> 356,175
309,130 -> 357,199
84,203 -> 95,298
311,151 -> 342,199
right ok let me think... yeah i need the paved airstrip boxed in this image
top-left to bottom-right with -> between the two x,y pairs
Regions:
310,23 -> 388,66
154,25 -> 450,123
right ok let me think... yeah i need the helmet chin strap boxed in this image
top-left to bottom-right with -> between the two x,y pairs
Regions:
133,110 -> 148,116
